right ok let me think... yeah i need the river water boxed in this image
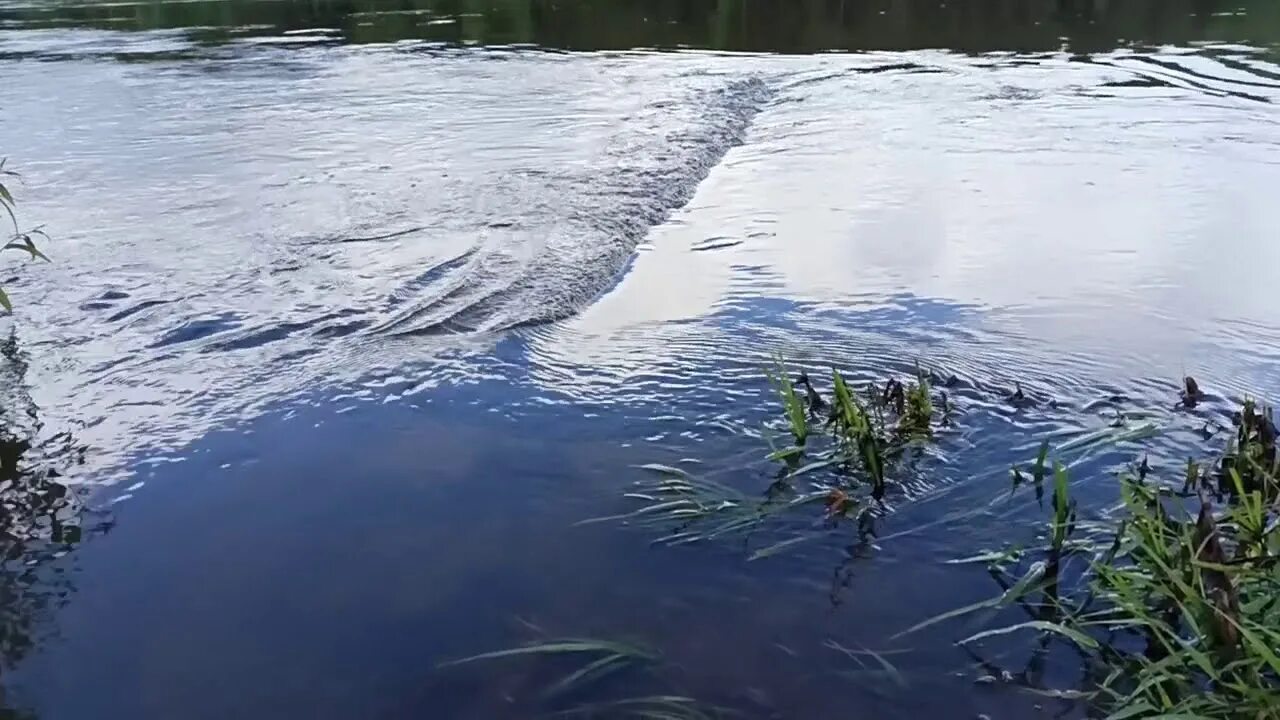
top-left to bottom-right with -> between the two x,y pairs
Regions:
1,1 -> 1279,718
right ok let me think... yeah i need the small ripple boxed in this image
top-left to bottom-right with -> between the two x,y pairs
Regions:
202,320 -> 315,352
690,236 -> 743,252
149,313 -> 242,348
107,299 -> 171,322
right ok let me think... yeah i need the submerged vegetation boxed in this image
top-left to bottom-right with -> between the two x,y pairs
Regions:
438,636 -> 729,719
439,638 -> 659,703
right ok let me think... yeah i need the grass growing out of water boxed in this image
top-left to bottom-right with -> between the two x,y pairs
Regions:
920,400 -> 1280,718
768,363 -> 809,446
785,364 -> 936,500
1078,476 -> 1280,718
592,363 -> 942,556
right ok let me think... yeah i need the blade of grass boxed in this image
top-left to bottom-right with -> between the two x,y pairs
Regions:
895,561 -> 1047,638
542,652 -> 634,700
826,640 -> 907,687
748,534 -> 817,561
438,639 -> 654,668
635,464 -> 694,479
956,620 -> 1099,650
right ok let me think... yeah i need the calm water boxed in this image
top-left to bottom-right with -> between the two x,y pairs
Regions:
2,1 -> 1280,718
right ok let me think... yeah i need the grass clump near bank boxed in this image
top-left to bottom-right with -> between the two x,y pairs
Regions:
920,398 -> 1280,719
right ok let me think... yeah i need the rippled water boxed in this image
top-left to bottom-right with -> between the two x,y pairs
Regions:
2,1 -> 1280,718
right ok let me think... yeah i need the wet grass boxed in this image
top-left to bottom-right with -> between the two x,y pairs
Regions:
609,365 -> 1280,714
920,397 -> 1280,718
458,366 -> 1280,716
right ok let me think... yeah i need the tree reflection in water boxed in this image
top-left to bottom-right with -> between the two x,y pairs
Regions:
0,333 -> 106,717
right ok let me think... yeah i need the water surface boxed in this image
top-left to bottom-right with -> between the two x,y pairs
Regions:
1,1 -> 1279,718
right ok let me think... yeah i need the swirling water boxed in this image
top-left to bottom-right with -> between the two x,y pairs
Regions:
1,1 -> 1280,718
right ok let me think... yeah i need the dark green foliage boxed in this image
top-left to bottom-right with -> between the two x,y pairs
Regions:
901,371 -> 933,438
596,362 -> 945,560
829,369 -> 887,495
8,0 -> 1278,55
0,159 -> 50,312
768,363 -> 808,445
1219,398 -> 1278,498
926,401 -> 1280,719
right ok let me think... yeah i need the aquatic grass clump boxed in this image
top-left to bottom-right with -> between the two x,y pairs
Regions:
1218,397 -> 1278,498
802,365 -> 939,499
596,362 -> 949,558
1067,471 -> 1280,718
827,369 -> 886,494
891,367 -> 934,440
920,400 -> 1280,719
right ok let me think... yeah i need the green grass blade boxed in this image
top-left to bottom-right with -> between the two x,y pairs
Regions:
768,362 -> 808,443
749,534 -> 817,561
438,639 -> 652,668
3,235 -> 48,262
635,464 -> 694,479
541,652 -> 633,700
0,194 -> 15,233
784,456 -> 844,479
767,446 -> 804,462
894,596 -> 1002,638
1102,701 -> 1159,720
439,642 -> 604,667
1032,440 -> 1049,482
956,620 -> 1098,650
1052,463 -> 1071,550
557,696 -> 718,720
1235,621 -> 1280,677
826,640 -> 907,687
946,549 -> 1020,565
632,500 -> 701,515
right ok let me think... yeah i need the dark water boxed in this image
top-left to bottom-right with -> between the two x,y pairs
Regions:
2,1 -> 1280,717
